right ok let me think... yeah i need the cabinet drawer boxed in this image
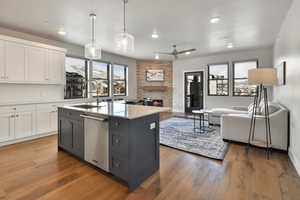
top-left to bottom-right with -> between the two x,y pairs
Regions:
0,105 -> 35,113
109,117 -> 128,135
110,154 -> 128,181
59,108 -> 83,121
110,133 -> 128,156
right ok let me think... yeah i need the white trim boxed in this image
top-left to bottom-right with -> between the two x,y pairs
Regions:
289,148 -> 300,176
0,132 -> 57,147
0,34 -> 67,53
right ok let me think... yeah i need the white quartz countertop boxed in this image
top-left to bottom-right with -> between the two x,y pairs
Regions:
61,102 -> 170,120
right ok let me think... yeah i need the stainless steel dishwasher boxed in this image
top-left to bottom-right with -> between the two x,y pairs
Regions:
80,114 -> 109,172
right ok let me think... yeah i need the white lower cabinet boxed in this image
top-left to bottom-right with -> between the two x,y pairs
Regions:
0,113 -> 14,142
36,109 -> 53,135
14,111 -> 35,139
50,110 -> 58,131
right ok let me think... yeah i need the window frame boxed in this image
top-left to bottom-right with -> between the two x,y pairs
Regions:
112,63 -> 128,96
65,55 -> 89,99
207,62 -> 230,96
232,59 -> 259,97
90,60 -> 110,97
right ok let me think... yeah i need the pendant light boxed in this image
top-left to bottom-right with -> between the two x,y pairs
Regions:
85,13 -> 102,60
115,0 -> 134,53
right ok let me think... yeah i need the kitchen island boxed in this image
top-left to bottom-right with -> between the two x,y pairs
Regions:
58,102 -> 169,191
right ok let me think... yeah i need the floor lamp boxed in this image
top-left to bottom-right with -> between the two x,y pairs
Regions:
247,68 -> 277,159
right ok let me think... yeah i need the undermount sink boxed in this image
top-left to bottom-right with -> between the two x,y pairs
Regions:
72,104 -> 100,109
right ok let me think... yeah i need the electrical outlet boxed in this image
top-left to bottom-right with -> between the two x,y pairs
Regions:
150,122 -> 156,130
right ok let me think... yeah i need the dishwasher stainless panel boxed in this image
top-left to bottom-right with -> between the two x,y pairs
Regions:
82,115 -> 109,172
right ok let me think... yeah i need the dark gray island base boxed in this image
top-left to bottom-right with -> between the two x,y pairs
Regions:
57,104 -> 164,192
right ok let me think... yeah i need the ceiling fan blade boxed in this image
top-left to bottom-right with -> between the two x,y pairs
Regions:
177,48 -> 196,54
157,52 -> 174,55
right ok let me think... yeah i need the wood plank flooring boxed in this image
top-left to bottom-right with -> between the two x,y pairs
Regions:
0,131 -> 299,199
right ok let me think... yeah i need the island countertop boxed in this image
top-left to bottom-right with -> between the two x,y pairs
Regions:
60,102 -> 170,119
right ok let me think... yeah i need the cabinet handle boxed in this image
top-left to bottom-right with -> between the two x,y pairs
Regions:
115,122 -> 120,127
115,138 -> 120,144
10,115 -> 15,118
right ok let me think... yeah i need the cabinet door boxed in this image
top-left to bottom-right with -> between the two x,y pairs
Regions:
0,40 -> 5,80
50,110 -> 58,132
0,113 -> 14,142
36,109 -> 52,134
73,120 -> 84,159
48,50 -> 65,84
59,117 -> 74,152
5,41 -> 26,81
14,111 -> 34,139
26,46 -> 47,82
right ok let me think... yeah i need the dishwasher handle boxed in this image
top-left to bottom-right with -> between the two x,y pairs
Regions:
80,114 -> 108,122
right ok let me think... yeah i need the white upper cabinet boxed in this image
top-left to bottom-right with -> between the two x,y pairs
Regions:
47,50 -> 65,84
0,34 -> 66,85
26,46 -> 47,82
5,41 -> 26,82
0,40 -> 5,80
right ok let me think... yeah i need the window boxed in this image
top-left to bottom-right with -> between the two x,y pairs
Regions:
233,60 -> 258,96
65,56 -> 88,99
91,61 -> 109,97
113,64 -> 127,96
208,63 -> 229,96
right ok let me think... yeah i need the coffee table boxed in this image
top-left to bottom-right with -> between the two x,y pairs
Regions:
192,109 -> 213,133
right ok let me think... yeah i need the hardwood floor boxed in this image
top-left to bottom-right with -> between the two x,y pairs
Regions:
0,135 -> 299,200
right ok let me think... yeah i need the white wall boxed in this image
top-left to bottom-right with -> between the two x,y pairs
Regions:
273,0 -> 300,175
0,26 -> 137,104
172,47 -> 273,112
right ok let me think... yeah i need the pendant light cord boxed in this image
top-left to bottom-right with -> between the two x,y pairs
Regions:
90,14 -> 96,42
123,0 -> 128,33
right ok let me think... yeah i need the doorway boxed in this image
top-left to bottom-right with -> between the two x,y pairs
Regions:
184,71 -> 204,113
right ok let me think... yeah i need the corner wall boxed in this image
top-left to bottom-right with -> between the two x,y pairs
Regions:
273,0 -> 300,175
172,47 -> 273,112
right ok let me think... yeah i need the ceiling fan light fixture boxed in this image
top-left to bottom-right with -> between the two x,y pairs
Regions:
210,17 -> 220,24
151,31 -> 159,39
227,43 -> 234,48
85,13 -> 102,60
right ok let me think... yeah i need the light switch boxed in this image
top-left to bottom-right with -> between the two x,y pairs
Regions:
150,122 -> 156,130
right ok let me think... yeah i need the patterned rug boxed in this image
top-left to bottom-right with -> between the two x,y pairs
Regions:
159,117 -> 229,160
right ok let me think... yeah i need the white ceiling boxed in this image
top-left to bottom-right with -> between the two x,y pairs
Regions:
0,0 -> 292,60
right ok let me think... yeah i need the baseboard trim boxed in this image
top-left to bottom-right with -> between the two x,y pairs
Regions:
0,132 -> 57,147
289,148 -> 300,176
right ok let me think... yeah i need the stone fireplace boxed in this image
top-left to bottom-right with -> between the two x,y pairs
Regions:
136,60 -> 172,108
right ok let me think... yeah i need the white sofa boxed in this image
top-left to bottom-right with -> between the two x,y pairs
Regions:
220,103 -> 288,150
208,106 -> 249,125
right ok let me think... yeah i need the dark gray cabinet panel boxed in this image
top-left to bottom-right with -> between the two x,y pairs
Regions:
109,114 -> 160,191
58,108 -> 84,160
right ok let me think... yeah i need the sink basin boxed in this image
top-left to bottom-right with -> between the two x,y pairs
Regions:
72,104 -> 99,109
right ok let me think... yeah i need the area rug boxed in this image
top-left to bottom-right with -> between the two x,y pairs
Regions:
159,117 -> 228,160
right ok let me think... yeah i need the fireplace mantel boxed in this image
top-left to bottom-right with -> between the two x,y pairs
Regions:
142,86 -> 169,91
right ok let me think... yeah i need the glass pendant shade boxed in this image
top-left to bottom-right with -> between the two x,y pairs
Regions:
115,32 -> 134,53
85,13 -> 102,60
85,41 -> 102,60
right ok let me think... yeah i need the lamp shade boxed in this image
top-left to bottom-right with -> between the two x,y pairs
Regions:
248,68 -> 278,86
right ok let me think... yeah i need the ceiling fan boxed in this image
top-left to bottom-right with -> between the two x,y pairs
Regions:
156,45 -> 196,59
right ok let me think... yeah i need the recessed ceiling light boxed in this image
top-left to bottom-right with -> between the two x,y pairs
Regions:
185,51 -> 191,55
155,54 -> 160,59
57,28 -> 66,35
227,43 -> 233,48
152,31 -> 159,39
210,17 -> 220,24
